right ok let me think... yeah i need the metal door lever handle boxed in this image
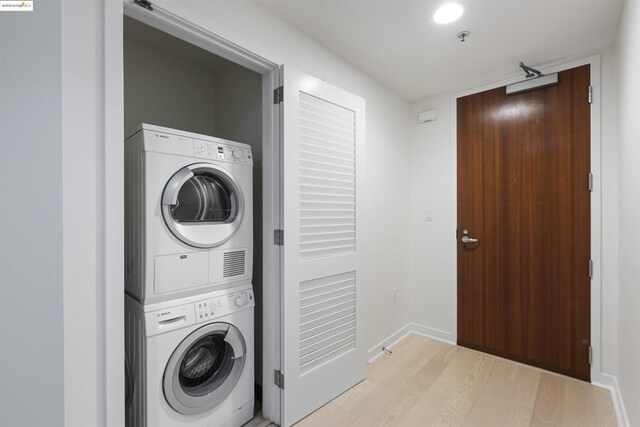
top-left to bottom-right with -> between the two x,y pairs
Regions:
461,235 -> 479,244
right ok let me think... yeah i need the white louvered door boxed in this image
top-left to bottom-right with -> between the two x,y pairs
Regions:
280,67 -> 365,427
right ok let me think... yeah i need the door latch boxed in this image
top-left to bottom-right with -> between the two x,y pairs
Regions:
461,229 -> 479,244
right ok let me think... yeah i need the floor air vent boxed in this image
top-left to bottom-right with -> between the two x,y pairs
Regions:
223,250 -> 246,278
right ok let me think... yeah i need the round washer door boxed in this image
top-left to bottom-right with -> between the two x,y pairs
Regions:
164,323 -> 246,415
162,163 -> 244,248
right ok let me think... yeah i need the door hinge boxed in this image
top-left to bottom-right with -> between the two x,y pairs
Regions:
273,86 -> 284,104
132,0 -> 153,11
274,370 -> 284,389
274,229 -> 284,246
588,173 -> 594,192
589,259 -> 594,279
588,85 -> 593,104
588,346 -> 593,364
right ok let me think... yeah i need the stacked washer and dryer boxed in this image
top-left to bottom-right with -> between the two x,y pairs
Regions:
125,124 -> 256,427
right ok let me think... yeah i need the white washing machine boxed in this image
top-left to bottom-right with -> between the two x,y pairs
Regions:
125,124 -> 254,304
125,283 -> 255,427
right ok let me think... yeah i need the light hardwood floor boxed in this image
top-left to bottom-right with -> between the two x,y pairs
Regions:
286,335 -> 617,427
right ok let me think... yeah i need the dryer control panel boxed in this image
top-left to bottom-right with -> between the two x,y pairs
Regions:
193,139 -> 253,166
195,288 -> 255,323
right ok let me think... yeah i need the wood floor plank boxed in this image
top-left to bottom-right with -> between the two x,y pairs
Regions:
366,342 -> 452,426
532,373 -> 567,426
399,347 -> 491,426
293,335 -> 617,427
430,350 -> 495,426
295,402 -> 349,427
500,366 -> 541,427
464,362 -> 540,427
591,385 -> 618,427
331,376 -> 379,412
331,337 -> 449,425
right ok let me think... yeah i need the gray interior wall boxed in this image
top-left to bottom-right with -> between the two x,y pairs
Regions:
123,36 -> 216,136
212,63 -> 264,385
0,2 -> 65,426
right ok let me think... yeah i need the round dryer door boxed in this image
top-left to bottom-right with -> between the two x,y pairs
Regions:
162,163 -> 244,248
164,323 -> 246,415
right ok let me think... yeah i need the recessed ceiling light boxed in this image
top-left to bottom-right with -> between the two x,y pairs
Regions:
433,3 -> 464,24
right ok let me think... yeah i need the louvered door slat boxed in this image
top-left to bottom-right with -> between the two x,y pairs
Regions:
300,125 -> 355,145
300,313 -> 356,341
300,160 -> 355,174
300,306 -> 356,332
298,93 -> 356,262
300,139 -> 354,157
300,185 -> 354,196
299,270 -> 357,370
300,99 -> 354,121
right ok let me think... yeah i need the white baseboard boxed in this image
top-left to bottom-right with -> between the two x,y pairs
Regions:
367,322 -> 456,364
367,324 -> 413,363
592,373 -> 615,389
408,322 -> 456,345
593,374 -> 630,427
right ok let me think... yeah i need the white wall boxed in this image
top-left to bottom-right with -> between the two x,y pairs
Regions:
408,93 -> 456,338
161,0 -> 413,352
600,48 -> 619,383
124,36 -> 217,136
0,2 -> 65,425
62,1 -> 124,425
407,50 -> 620,376
615,0 -> 640,424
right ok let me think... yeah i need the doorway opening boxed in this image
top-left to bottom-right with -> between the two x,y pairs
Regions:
122,5 -> 282,424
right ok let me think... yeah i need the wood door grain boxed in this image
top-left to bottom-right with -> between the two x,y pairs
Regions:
457,65 -> 591,381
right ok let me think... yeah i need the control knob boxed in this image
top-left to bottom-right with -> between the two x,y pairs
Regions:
234,293 -> 248,307
231,149 -> 242,159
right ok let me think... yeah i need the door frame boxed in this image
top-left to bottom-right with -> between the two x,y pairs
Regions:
107,1 -> 284,423
450,54 -> 605,385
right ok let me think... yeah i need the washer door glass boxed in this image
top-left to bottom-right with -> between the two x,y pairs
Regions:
162,163 -> 244,248
164,323 -> 246,415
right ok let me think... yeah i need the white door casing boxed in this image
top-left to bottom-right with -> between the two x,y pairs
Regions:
280,67 -> 366,426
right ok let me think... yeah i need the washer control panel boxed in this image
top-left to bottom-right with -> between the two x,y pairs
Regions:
193,139 -> 253,166
195,288 -> 254,323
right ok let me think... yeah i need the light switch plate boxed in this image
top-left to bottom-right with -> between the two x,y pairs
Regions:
425,209 -> 433,221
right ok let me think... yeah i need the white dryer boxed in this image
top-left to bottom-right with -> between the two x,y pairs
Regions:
125,124 -> 253,304
125,283 -> 255,427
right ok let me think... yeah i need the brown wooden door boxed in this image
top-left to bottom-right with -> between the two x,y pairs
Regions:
457,65 -> 591,381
